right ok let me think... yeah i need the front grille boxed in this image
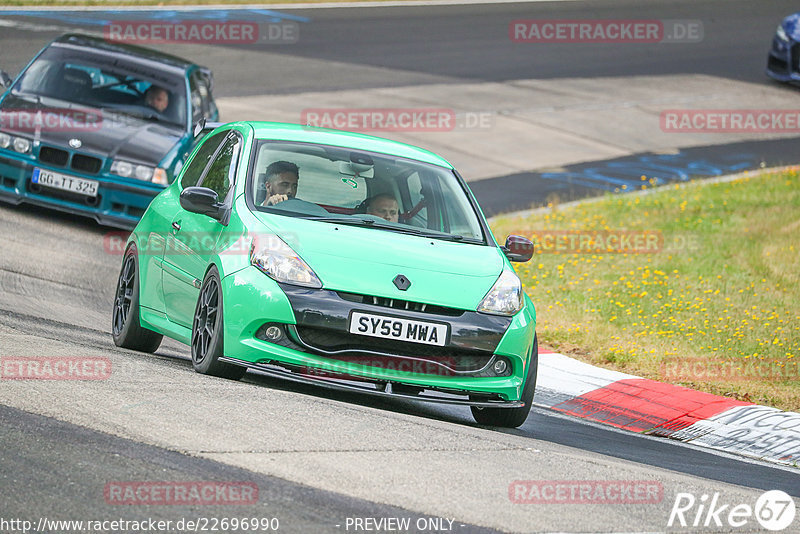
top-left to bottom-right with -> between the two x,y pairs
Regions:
793,43 -> 800,72
768,55 -> 789,74
39,146 -> 69,167
336,291 -> 463,316
294,325 -> 493,372
71,154 -> 102,174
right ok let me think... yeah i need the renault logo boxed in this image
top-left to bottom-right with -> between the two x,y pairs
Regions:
393,274 -> 411,291
69,138 -> 82,149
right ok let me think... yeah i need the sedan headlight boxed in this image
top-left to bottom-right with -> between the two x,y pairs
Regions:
110,159 -> 168,184
477,269 -> 523,316
0,131 -> 32,154
250,234 -> 322,288
13,137 -> 31,154
777,24 -> 789,42
110,160 -> 133,178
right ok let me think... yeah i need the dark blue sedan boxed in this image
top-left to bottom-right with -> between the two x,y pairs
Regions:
766,12 -> 800,83
0,34 -> 219,229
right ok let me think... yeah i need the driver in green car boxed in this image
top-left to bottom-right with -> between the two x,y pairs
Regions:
260,160 -> 299,206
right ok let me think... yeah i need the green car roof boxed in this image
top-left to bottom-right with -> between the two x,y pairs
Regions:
241,121 -> 454,169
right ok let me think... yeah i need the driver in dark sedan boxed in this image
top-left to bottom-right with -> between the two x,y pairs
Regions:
144,85 -> 169,113
260,161 -> 299,206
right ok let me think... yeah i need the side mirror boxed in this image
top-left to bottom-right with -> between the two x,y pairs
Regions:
502,235 -> 534,262
193,118 -> 223,138
180,186 -> 222,220
193,117 -> 207,137
0,70 -> 13,91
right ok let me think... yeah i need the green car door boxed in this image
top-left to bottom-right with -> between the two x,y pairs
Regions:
162,130 -> 242,328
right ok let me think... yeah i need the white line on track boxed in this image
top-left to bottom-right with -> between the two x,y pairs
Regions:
532,407 -> 800,474
0,0 -> 579,13
0,18 -> 101,35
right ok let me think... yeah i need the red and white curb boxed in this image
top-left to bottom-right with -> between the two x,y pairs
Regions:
534,351 -> 800,467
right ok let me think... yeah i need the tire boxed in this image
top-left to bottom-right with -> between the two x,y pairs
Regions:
112,245 -> 163,353
191,266 -> 247,381
471,334 -> 538,428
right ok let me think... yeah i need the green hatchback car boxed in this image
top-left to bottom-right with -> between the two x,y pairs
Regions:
112,121 -> 537,427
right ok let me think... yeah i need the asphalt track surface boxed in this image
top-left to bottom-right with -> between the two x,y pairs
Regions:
1,1 -> 799,532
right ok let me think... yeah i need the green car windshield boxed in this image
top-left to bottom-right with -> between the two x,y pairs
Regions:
249,140 -> 487,243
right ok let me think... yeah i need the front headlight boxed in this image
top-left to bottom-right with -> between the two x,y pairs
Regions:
777,24 -> 789,42
477,269 -> 523,316
0,132 -> 32,154
110,159 -> 167,184
13,137 -> 31,154
250,234 -> 322,288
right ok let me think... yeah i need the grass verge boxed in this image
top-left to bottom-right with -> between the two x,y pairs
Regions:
491,168 -> 800,411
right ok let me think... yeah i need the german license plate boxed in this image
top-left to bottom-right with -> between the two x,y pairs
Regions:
32,168 -> 98,197
349,311 -> 448,346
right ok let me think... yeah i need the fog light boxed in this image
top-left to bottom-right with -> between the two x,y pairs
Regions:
493,359 -> 508,375
264,326 -> 282,341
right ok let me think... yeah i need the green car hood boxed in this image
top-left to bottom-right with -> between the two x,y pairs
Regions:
255,213 -> 505,311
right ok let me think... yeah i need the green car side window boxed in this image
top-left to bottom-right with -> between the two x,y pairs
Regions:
199,134 -> 240,201
180,131 -> 226,189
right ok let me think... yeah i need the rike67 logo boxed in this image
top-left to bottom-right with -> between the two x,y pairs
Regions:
668,490 -> 796,531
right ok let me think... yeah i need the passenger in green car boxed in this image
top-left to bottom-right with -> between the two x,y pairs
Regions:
365,193 -> 400,223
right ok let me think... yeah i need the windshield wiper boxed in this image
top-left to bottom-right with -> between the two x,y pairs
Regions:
308,216 -> 375,225
308,216 -> 467,241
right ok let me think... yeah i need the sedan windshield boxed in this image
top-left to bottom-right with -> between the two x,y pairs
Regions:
12,44 -> 187,128
249,140 -> 487,243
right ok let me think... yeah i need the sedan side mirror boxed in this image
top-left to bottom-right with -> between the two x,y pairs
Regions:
0,70 -> 13,91
180,186 -> 222,220
502,235 -> 534,262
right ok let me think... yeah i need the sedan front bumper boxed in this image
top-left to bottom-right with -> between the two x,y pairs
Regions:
0,152 -> 163,229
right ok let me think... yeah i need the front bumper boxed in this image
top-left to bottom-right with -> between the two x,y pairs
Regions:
0,152 -> 163,229
766,37 -> 800,82
221,266 -> 537,404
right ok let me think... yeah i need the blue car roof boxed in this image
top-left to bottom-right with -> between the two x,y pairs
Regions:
53,34 -> 203,73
